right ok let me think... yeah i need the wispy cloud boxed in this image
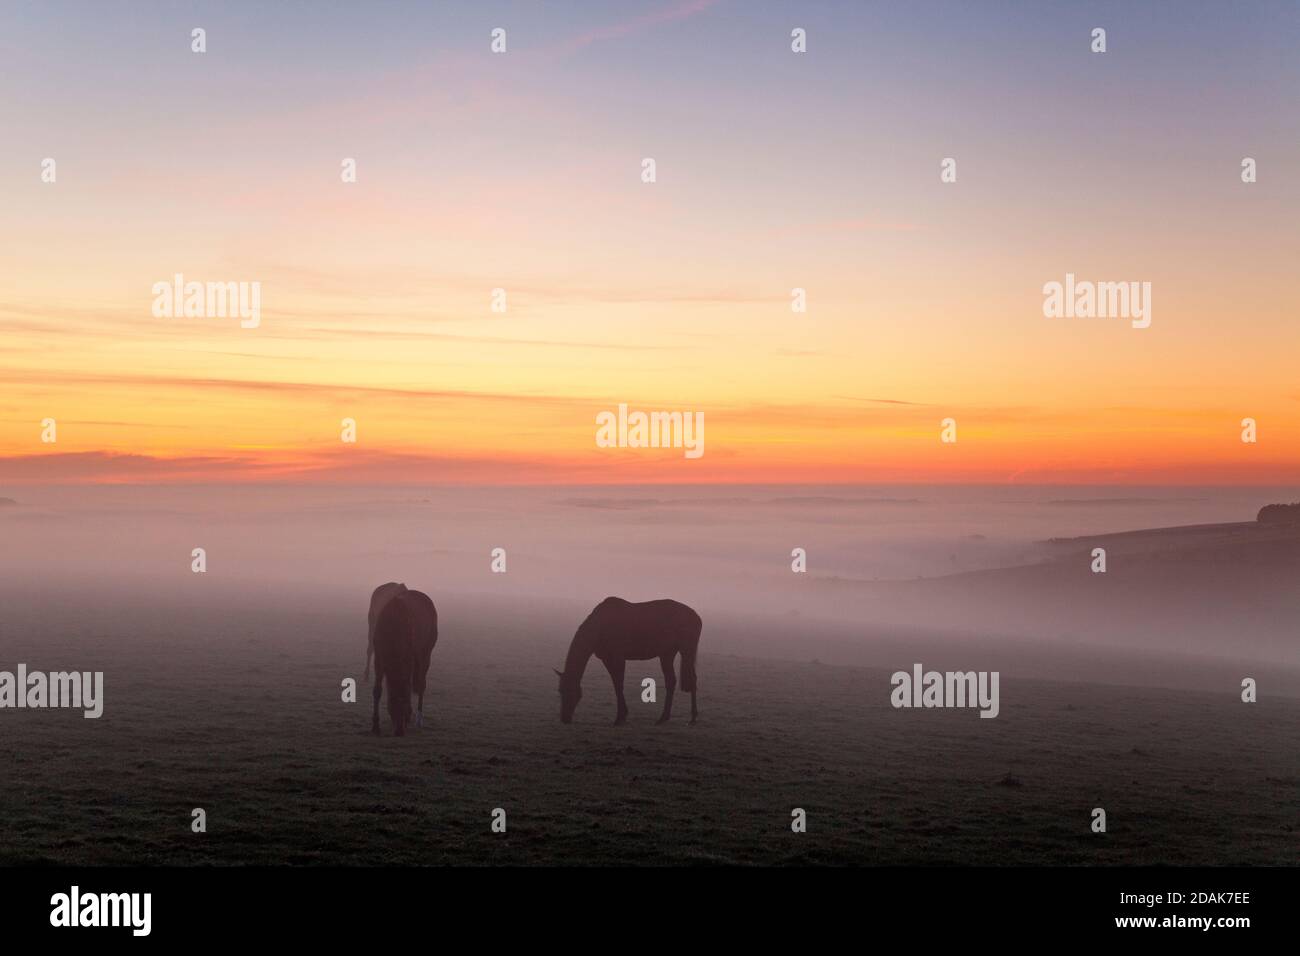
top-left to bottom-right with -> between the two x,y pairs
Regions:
292,327 -> 684,351
0,448 -> 598,485
552,0 -> 723,57
0,369 -> 593,407
834,396 -> 931,407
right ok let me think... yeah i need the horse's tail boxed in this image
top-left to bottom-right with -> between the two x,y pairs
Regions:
680,620 -> 700,693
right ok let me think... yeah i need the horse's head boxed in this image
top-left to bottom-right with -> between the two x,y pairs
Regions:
554,668 -> 581,724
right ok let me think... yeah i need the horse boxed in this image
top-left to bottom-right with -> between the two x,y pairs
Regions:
368,587 -> 438,735
364,582 -> 407,682
555,597 -> 700,725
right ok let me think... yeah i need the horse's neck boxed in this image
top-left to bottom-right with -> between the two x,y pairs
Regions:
564,622 -> 598,682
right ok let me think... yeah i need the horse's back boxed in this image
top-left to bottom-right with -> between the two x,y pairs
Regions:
399,590 -> 438,683
402,590 -> 436,643
368,582 -> 407,635
595,596 -> 698,625
373,596 -> 415,676
591,596 -> 701,657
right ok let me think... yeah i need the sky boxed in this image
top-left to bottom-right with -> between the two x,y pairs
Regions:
2,0 -> 1299,485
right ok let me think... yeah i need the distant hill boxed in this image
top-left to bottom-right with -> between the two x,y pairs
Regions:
1258,502 -> 1300,525
0,498 -> 17,507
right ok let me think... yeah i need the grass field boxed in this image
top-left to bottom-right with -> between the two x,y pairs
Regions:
1,587 -> 1294,866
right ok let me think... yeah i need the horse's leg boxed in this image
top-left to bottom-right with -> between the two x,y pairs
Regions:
371,675 -> 382,735
606,657 -> 627,725
681,638 -> 699,725
364,638 -> 373,682
414,651 -> 431,728
656,653 -> 677,724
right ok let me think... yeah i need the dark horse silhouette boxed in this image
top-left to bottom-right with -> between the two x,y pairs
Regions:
364,582 -> 407,682
370,588 -> 438,736
555,597 -> 701,725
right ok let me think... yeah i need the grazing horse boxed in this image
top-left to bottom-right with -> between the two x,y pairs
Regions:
364,582 -> 407,681
555,597 -> 701,726
368,588 -> 438,735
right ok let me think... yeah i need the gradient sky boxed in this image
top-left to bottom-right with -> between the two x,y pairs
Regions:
3,0 -> 1299,485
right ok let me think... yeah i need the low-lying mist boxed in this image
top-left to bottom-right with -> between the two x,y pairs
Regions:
2,483 -> 1297,692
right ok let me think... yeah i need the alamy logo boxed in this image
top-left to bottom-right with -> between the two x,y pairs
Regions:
595,403 -> 704,459
0,664 -> 104,718
1042,273 -> 1151,328
50,886 -> 151,936
151,273 -> 261,328
890,663 -> 1000,718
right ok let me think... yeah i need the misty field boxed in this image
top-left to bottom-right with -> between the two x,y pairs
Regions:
0,587 -> 1294,866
